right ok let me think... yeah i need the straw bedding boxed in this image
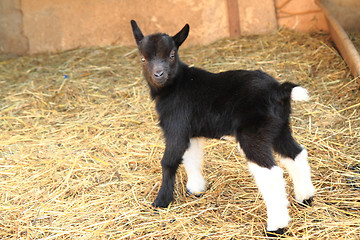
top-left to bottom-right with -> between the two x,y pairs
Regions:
1,29 -> 359,239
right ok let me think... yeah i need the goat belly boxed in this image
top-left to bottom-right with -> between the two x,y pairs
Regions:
190,110 -> 238,139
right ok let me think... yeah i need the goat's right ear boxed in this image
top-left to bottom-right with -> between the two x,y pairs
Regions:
130,20 -> 144,46
172,24 -> 189,48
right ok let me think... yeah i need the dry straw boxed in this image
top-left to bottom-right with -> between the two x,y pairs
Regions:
1,29 -> 359,239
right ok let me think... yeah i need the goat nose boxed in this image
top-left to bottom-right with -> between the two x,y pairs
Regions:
154,71 -> 164,78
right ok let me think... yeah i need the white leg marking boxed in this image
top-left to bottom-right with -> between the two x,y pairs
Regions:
237,143 -> 245,156
182,138 -> 206,194
248,162 -> 290,231
291,86 -> 309,101
280,148 -> 315,202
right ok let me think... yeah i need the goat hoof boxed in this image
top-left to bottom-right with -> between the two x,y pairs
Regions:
302,196 -> 314,206
152,201 -> 169,208
152,196 -> 173,208
296,196 -> 314,207
186,189 -> 204,198
266,228 -> 286,238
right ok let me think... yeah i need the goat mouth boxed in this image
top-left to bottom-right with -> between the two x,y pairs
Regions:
151,76 -> 168,87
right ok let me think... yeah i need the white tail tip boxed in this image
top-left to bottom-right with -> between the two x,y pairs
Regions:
291,86 -> 309,101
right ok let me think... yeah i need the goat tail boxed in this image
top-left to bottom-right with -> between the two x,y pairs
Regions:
277,82 -> 309,102
291,86 -> 309,102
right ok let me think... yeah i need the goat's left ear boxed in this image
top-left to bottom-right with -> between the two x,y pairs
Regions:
172,24 -> 189,48
130,20 -> 144,46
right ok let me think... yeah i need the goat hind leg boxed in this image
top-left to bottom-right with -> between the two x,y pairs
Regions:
273,126 -> 315,205
238,135 -> 290,234
248,162 -> 290,234
280,147 -> 315,206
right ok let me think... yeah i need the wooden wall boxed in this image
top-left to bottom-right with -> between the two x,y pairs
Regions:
0,0 -> 329,55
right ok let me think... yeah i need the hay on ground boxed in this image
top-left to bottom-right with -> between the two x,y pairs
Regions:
0,29 -> 359,239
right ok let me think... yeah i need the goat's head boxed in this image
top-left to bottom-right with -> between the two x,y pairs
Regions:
130,20 -> 189,88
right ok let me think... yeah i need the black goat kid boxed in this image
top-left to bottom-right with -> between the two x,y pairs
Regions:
130,20 -> 315,236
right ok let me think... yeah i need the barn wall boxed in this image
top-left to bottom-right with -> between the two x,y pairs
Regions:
238,0 -> 278,35
0,0 -> 337,55
20,0 -> 231,54
321,0 -> 360,31
275,0 -> 328,32
0,0 -> 28,55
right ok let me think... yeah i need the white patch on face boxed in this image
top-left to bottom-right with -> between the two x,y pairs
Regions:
280,148 -> 315,202
291,86 -> 309,102
182,138 -> 206,194
248,162 -> 290,231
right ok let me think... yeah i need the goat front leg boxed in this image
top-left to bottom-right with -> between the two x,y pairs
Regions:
152,139 -> 189,208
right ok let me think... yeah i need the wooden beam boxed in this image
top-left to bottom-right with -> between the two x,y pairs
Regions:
227,0 -> 241,37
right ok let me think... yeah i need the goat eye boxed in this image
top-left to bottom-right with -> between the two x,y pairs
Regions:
141,56 -> 146,63
169,51 -> 175,59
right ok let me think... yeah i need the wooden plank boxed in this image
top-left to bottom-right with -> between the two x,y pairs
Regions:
227,0 -> 241,36
317,1 -> 360,82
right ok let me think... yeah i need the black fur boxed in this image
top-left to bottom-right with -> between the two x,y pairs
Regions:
266,228 -> 286,237
130,20 -> 303,209
297,196 -> 314,207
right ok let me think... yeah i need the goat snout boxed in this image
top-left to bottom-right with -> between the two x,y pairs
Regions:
154,71 -> 164,79
151,70 -> 168,86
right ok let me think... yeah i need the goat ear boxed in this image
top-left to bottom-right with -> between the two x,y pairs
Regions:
172,24 -> 189,48
130,20 -> 144,46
